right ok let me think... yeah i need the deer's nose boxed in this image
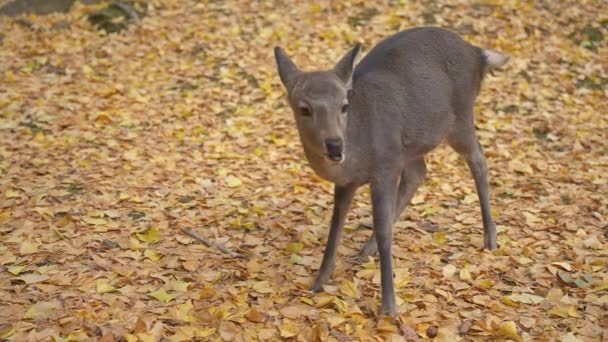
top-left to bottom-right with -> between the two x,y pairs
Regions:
324,139 -> 343,160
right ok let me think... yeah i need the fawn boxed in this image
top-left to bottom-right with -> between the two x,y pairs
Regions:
274,27 -> 508,316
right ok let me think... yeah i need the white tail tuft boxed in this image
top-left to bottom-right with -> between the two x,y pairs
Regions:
483,49 -> 509,68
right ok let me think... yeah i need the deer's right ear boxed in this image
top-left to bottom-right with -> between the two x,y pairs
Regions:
274,46 -> 300,90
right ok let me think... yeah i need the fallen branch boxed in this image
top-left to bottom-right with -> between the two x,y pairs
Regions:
180,227 -> 243,259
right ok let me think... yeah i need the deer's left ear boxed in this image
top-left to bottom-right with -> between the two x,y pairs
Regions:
333,43 -> 362,86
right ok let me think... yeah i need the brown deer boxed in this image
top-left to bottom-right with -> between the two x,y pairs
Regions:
274,27 -> 508,316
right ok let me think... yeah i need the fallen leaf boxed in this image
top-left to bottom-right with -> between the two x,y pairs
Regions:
137,227 -> 163,244
225,175 -> 242,188
498,321 -> 522,342
442,264 -> 457,278
148,288 -> 176,303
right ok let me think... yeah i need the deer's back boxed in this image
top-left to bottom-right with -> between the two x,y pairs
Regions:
351,27 -> 484,160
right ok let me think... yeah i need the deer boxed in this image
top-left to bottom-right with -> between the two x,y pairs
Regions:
274,26 -> 508,316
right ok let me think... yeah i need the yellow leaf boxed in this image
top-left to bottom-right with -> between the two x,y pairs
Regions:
113,267 -> 134,277
129,238 -> 146,250
5,189 -> 21,198
24,300 -> 61,319
172,281 -> 191,292
245,307 -> 265,323
502,296 -> 520,307
475,279 -> 495,288
590,276 -> 608,292
174,300 -> 195,322
498,321 -> 522,342
96,280 -> 116,294
546,288 -> 564,302
195,328 -> 215,338
123,149 -> 138,161
561,332 -> 584,342
20,240 -> 39,255
433,231 -> 447,245
225,175 -> 242,188
66,330 -> 88,340
326,315 -> 346,328
0,325 -> 15,339
339,280 -> 361,299
509,293 -> 545,304
286,242 -> 304,254
32,158 -> 50,167
197,284 -> 216,299
279,320 -> 299,338
18,274 -> 49,284
149,288 -> 176,303
551,262 -> 573,271
252,281 -> 274,294
377,316 -> 398,333
144,249 -> 161,261
82,217 -> 107,225
442,264 -> 457,278
168,326 -> 195,342
459,268 -> 472,281
137,227 -> 163,244
314,293 -> 335,308
8,265 -> 26,275
123,334 -> 138,342
568,305 -> 579,317
394,268 -> 410,289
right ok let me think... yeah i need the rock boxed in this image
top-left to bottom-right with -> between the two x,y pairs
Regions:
87,2 -> 142,33
0,0 -> 75,16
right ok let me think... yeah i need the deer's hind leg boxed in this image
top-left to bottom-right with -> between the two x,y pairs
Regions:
447,118 -> 497,250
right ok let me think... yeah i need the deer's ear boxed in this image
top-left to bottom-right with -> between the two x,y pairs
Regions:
333,43 -> 361,86
274,46 -> 301,90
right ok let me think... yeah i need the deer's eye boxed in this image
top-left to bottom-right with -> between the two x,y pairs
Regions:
299,107 -> 312,117
341,104 -> 349,114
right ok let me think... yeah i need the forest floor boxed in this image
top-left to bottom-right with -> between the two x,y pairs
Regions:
0,0 -> 606,341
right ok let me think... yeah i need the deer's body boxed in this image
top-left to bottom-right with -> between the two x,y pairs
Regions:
275,27 -> 508,316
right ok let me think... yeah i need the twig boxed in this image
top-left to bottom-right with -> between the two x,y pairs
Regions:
180,227 -> 243,259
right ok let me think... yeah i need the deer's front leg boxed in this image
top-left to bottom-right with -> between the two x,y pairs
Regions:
311,184 -> 357,292
371,176 -> 399,316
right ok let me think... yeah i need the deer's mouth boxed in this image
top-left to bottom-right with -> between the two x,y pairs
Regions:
326,153 -> 344,163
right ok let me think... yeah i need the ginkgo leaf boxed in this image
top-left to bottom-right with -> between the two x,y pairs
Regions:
508,293 -> 545,304
172,281 -> 191,292
498,321 -> 522,342
339,280 -> 361,299
137,227 -> 163,244
225,175 -> 242,188
20,241 -> 39,255
7,265 -> 26,275
82,217 -> 107,225
279,320 -> 299,338
286,242 -> 304,254
442,264 -> 457,278
148,288 -> 176,303
96,280 -> 116,294
459,268 -> 472,281
24,300 -> 61,319
4,190 -> 21,199
0,325 -> 15,339
245,307 -> 265,323
143,249 -> 161,261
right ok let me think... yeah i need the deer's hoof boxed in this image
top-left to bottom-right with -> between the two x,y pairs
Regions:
380,303 -> 398,317
310,276 -> 326,293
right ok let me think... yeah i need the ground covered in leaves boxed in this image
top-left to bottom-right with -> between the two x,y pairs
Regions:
1,1 -> 607,341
